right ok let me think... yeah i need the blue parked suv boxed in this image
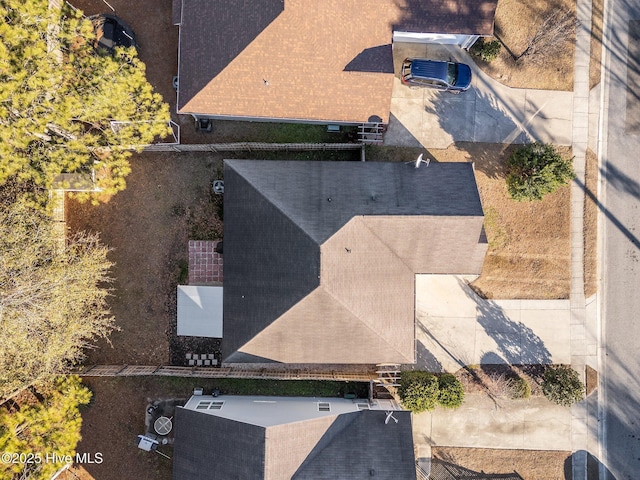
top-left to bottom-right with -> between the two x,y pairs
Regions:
401,58 -> 472,93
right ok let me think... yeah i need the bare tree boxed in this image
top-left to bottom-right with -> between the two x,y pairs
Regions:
0,201 -> 115,400
516,9 -> 579,64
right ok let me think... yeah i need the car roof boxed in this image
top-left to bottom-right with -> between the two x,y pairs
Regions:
89,14 -> 137,51
409,59 -> 448,81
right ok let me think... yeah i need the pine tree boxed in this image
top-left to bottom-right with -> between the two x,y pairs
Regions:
0,0 -> 170,200
0,376 -> 91,480
506,142 -> 574,201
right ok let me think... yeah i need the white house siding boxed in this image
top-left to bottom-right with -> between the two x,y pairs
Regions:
393,31 -> 480,49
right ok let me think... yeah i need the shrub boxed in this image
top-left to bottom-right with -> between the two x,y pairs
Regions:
470,39 -> 502,62
542,365 -> 585,406
506,142 -> 575,201
437,373 -> 465,408
509,376 -> 531,399
398,371 -> 439,413
487,372 -> 530,399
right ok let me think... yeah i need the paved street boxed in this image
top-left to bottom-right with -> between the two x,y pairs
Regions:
600,0 -> 640,476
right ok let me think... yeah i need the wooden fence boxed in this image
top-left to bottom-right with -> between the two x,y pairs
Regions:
76,365 -> 376,382
143,142 -> 364,153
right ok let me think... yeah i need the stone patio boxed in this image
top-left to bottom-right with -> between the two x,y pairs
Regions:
188,240 -> 223,284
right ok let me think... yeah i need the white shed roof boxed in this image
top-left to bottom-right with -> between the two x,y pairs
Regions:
177,285 -> 223,337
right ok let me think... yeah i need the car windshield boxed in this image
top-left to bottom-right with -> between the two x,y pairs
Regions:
447,63 -> 458,86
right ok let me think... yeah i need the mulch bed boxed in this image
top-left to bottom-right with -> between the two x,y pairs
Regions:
455,364 -> 546,396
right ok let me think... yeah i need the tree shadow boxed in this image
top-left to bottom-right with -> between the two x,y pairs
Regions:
456,277 -> 552,365
480,351 -> 509,366
423,85 -> 530,147
601,14 -> 640,109
600,160 -> 640,201
625,20 -> 640,133
384,112 -> 427,148
421,46 -> 575,146
453,141 -> 515,180
563,450 -> 613,480
575,176 -> 640,248
600,346 -> 640,478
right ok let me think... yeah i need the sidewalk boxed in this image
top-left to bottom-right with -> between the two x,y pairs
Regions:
569,0 -> 600,475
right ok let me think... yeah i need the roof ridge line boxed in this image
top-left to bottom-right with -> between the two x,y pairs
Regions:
358,215 -> 417,273
320,284 -> 413,363
290,411 -> 361,477
226,160 -> 321,246
320,216 -> 414,362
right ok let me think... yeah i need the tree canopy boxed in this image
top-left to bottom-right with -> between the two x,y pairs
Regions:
0,200 -> 114,399
0,376 -> 91,480
0,0 -> 170,199
506,142 -> 575,201
542,365 -> 585,406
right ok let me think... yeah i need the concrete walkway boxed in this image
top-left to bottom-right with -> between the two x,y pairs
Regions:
385,43 -> 574,149
413,394 -> 572,453
413,274 -> 575,461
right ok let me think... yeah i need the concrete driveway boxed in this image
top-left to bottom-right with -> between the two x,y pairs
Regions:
415,275 -> 571,373
386,43 -> 574,149
413,393 -> 572,452
412,274 -> 573,455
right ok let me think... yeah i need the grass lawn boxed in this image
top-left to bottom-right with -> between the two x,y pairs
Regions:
185,120 -> 359,144
472,0 -> 576,91
584,149 -> 598,297
368,143 -> 571,299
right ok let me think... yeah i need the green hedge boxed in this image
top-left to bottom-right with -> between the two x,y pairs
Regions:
398,371 -> 465,412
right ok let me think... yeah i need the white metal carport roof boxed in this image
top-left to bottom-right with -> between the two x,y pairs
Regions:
177,285 -> 223,337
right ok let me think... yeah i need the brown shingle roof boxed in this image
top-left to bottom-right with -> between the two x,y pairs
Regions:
394,0 -> 498,35
177,0 -> 497,123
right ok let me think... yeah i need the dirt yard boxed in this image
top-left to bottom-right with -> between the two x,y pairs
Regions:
473,0 -> 576,91
469,143 -> 571,300
431,447 -> 572,480
66,152 -> 225,365
590,0 -> 605,88
383,143 -> 572,300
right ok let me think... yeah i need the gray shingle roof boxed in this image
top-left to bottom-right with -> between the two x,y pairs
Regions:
173,407 -> 266,480
222,160 -> 487,364
293,411 -> 416,479
173,407 -> 416,480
